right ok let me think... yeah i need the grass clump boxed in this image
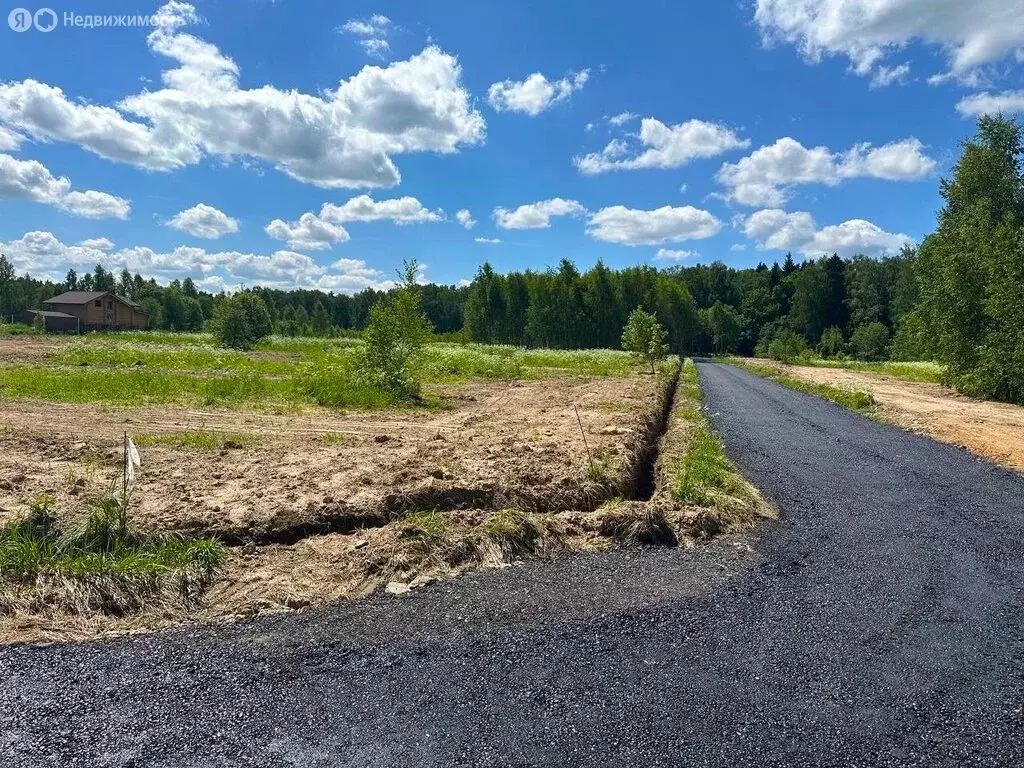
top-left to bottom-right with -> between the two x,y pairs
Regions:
0,494 -> 224,616
482,510 -> 544,557
597,503 -> 676,546
673,423 -> 736,505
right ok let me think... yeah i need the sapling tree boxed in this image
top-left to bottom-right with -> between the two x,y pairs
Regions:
621,307 -> 669,373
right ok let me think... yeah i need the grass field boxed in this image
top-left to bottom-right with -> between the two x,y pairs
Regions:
0,333 -> 638,409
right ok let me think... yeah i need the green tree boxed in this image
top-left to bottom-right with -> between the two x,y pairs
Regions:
621,307 -> 669,373
211,293 -> 273,350
850,322 -> 890,361
357,259 -> 433,398
701,301 -> 742,354
818,326 -> 846,358
311,301 -> 331,336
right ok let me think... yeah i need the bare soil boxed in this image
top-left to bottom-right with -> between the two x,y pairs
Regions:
782,364 -> 1024,472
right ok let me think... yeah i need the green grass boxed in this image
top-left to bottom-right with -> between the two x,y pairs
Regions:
0,494 -> 224,614
793,357 -> 945,384
1,334 -> 645,411
134,431 -> 256,451
0,366 -> 297,407
732,359 -> 877,414
52,343 -> 298,375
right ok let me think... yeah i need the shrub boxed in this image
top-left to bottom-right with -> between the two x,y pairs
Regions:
818,326 -> 846,358
621,307 -> 669,373
210,292 -> 273,350
766,328 -> 806,363
850,321 -> 890,361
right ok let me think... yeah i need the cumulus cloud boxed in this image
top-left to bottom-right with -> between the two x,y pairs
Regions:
265,195 -> 442,249
320,194 -> 444,225
456,209 -> 476,229
340,14 -> 391,60
753,0 -> 1024,83
167,203 -> 239,239
586,205 -> 722,245
0,4 -> 484,189
575,118 -> 749,174
0,153 -> 130,219
493,198 -> 587,229
956,90 -> 1024,116
654,249 -> 698,261
0,126 -> 21,151
1,230 -> 398,294
487,70 -> 590,116
716,137 -> 936,206
265,212 -> 350,251
739,208 -> 911,257
475,237 -> 501,244
871,63 -> 911,88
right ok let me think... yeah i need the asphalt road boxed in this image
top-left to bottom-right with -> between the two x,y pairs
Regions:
3,361 -> 1024,767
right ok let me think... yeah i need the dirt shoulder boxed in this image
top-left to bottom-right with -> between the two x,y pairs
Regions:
779,363 -> 1024,472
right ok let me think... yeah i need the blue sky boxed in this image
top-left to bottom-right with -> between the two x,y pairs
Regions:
1,0 -> 1023,293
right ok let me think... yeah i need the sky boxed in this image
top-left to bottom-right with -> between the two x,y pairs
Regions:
1,0 -> 1023,294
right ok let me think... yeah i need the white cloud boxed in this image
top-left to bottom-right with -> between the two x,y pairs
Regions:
341,15 -> 390,37
956,90 -> 1024,116
265,195 -> 442,249
654,248 -> 698,261
575,118 -> 749,174
0,5 -> 483,189
360,39 -> 391,58
871,63 -> 911,88
456,209 -> 476,229
716,137 -> 936,206
320,195 -> 443,225
265,212 -> 350,251
487,70 -> 590,116
475,237 -> 501,244
1,230 -> 396,294
78,237 -> 114,251
739,208 -> 911,257
340,15 -> 392,59
0,153 -> 130,219
493,198 -> 587,229
730,243 -> 747,252
586,205 -> 722,245
0,126 -> 21,151
608,111 -> 638,127
167,203 -> 239,239
753,0 -> 1024,83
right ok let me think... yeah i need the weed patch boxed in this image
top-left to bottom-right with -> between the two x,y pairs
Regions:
0,494 -> 223,616
134,431 -> 256,451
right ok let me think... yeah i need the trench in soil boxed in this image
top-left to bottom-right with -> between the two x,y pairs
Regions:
184,363 -> 685,547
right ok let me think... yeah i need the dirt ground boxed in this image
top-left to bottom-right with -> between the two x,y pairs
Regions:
781,364 -> 1024,472
0,376 -> 655,535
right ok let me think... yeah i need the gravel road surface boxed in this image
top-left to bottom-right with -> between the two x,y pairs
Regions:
2,361 -> 1023,767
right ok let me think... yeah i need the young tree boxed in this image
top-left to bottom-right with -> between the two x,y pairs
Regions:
818,326 -> 846,358
701,301 -> 742,354
211,292 -> 273,350
357,259 -> 433,398
621,307 -> 669,373
311,301 -> 331,336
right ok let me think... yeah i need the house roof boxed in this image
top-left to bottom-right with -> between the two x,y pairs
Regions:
25,310 -> 77,319
44,291 -> 140,307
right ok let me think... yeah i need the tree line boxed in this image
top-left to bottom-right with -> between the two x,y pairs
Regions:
3,116 -> 1022,403
0,262 -> 466,337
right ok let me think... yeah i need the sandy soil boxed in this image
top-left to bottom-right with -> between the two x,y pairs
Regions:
0,375 -> 655,537
782,364 -> 1024,472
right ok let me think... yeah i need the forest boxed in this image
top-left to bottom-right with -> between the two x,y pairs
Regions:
1,116 -> 1022,404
